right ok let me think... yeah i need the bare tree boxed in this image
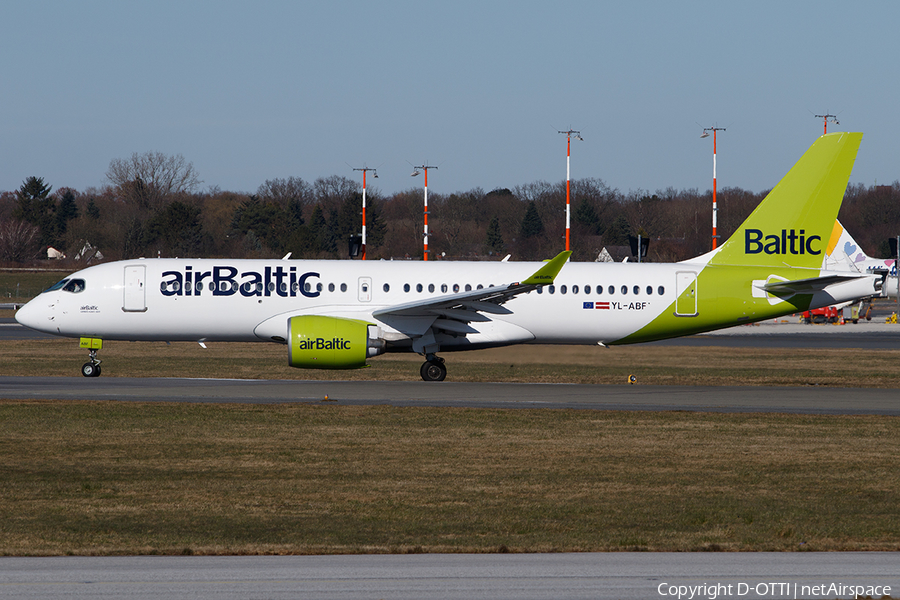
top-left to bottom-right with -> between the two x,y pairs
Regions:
106,151 -> 202,209
0,218 -> 40,262
257,176 -> 312,210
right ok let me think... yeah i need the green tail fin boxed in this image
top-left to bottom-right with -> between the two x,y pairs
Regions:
710,132 -> 862,269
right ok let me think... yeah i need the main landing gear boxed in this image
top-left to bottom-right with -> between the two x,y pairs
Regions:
81,348 -> 102,377
420,355 -> 447,382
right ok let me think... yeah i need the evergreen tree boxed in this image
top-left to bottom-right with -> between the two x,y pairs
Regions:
86,198 -> 101,219
485,216 -> 504,253
307,205 -> 330,254
13,176 -> 57,249
144,200 -> 203,257
573,197 -> 600,235
519,201 -> 544,239
56,189 -> 79,237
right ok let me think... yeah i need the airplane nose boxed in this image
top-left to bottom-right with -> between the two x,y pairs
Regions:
15,298 -> 54,333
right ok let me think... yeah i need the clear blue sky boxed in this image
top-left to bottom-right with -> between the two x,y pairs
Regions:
2,0 -> 898,198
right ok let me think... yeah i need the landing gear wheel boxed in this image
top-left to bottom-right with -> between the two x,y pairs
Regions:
420,359 -> 447,382
81,348 -> 102,377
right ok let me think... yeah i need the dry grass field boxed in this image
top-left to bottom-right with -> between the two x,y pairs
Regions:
2,400 -> 899,556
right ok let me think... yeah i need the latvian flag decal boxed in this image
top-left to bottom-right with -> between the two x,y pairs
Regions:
583,301 -> 610,309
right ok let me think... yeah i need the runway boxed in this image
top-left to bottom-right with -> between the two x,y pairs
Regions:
1,553 -> 897,600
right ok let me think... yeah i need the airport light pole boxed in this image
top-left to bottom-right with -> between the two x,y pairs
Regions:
701,126 -> 725,250
558,129 -> 582,252
815,113 -> 839,135
411,164 -> 437,261
352,166 -> 377,260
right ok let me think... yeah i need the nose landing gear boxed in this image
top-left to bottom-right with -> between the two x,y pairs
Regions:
79,337 -> 103,377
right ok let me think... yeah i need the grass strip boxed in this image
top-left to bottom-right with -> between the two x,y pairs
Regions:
2,338 -> 900,387
1,400 -> 898,555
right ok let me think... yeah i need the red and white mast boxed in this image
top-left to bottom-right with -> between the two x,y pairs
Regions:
701,126 -> 725,250
412,164 -> 437,261
558,129 -> 582,252
352,166 -> 377,260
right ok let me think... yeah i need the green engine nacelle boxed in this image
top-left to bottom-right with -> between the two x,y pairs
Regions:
288,315 -> 386,369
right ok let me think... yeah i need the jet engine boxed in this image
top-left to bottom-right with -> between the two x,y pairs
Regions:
288,315 -> 386,369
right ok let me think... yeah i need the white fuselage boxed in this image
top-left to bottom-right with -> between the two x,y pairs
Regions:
16,258 -> 685,348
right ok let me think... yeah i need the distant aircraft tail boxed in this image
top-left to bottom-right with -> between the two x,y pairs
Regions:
825,220 -> 876,270
709,132 -> 863,270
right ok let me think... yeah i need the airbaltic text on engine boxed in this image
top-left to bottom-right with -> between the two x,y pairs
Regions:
160,266 -> 320,297
294,337 -> 351,350
744,228 -> 821,255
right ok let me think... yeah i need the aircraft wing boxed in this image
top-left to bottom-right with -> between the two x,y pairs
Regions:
372,251 -> 570,340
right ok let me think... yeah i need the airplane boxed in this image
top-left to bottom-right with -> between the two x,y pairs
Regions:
825,219 -> 898,298
15,132 -> 883,381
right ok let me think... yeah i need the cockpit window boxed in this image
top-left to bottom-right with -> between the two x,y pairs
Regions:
62,279 -> 86,293
42,279 -> 70,293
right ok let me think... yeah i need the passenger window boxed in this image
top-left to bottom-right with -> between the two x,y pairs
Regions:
316,283 -> 323,292
477,284 -> 484,290
291,282 -> 298,292
621,285 -> 628,295
209,282 -> 216,292
428,284 -> 435,293
416,283 -> 423,293
647,286 -> 653,295
441,284 -> 448,293
383,283 -> 390,293
453,284 -> 459,292
548,285 -> 556,294
596,285 -> 603,295
658,286 -> 665,295
608,285 -> 615,295
328,283 -> 335,292
537,286 -> 543,294
572,285 -> 579,294
404,284 -> 410,293
465,284 -> 472,292
560,285 -> 567,294
341,283 -> 348,292
633,285 -> 640,295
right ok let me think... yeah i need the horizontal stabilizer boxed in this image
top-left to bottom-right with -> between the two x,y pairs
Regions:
760,273 -> 875,295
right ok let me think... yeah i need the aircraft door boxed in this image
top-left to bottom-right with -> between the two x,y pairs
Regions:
123,265 -> 148,312
358,277 -> 372,302
675,271 -> 698,317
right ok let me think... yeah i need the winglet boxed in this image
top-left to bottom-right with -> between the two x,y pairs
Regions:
522,251 -> 571,285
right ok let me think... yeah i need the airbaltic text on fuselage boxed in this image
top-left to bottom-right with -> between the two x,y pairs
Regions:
744,229 -> 821,255
160,266 -> 321,298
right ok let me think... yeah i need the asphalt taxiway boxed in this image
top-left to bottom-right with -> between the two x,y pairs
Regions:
1,553 -> 898,600
1,376 -> 898,415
